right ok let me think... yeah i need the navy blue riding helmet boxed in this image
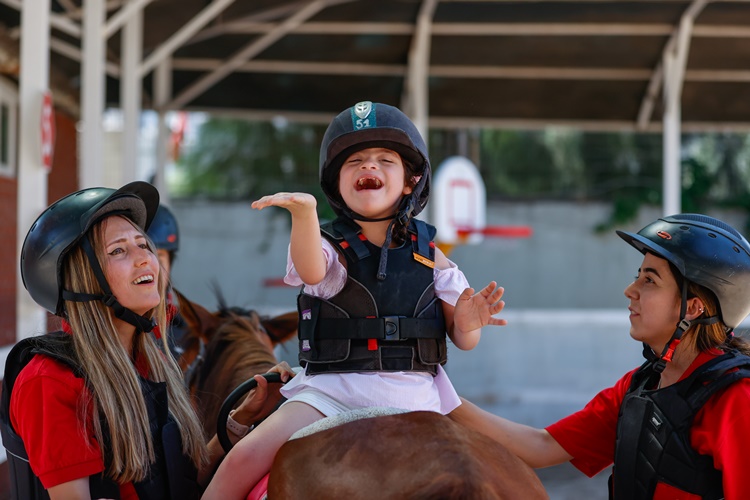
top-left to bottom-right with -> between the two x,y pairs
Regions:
319,101 -> 431,225
148,204 -> 180,254
21,181 -> 160,333
617,214 -> 750,369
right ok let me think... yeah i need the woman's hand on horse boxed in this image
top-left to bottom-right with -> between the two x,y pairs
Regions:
251,192 -> 317,217
231,362 -> 296,426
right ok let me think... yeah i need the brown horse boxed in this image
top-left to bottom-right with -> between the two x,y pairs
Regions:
174,291 -> 547,497
173,289 -> 298,437
268,411 -> 548,499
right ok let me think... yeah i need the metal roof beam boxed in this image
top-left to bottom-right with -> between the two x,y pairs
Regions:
661,0 -> 708,215
179,105 -> 750,133
172,58 -> 750,83
168,0 -> 333,109
0,0 -> 82,38
172,58 -> 406,76
50,36 -> 120,77
138,0 -> 238,78
185,21 -> 750,38
637,0 -> 709,130
186,1 -> 321,45
60,0 -> 128,21
403,0 -> 438,138
104,0 -> 155,39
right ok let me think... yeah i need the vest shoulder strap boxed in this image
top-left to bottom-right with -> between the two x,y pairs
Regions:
683,351 -> 750,412
322,216 -> 370,261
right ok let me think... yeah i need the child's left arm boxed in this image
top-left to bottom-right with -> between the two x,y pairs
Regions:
435,248 -> 506,351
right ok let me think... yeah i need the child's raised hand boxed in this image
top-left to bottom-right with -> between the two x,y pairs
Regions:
251,192 -> 317,216
453,281 -> 507,335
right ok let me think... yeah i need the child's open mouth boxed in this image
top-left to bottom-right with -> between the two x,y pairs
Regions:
356,177 -> 383,190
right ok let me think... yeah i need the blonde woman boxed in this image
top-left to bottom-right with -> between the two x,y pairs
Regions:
1,182 -> 293,499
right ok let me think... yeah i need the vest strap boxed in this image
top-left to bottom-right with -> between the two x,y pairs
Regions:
300,315 -> 445,341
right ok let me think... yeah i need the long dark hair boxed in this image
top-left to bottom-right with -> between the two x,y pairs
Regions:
391,156 -> 422,245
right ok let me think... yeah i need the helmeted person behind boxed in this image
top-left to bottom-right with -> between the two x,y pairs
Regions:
204,101 -> 508,499
147,203 -> 190,363
450,214 -> 750,499
0,182 -> 295,500
148,203 -> 180,278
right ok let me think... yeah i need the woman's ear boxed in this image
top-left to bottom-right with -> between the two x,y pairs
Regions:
685,297 -> 706,321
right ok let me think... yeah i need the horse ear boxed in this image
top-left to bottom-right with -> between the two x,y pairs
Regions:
262,311 -> 299,346
173,288 -> 220,344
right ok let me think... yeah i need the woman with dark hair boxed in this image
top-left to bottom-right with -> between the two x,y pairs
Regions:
451,214 -> 750,499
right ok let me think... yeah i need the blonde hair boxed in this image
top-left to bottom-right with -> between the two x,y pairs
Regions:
62,216 -> 207,483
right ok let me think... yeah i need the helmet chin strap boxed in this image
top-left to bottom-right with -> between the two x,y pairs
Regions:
61,235 -> 156,334
645,278 -> 720,374
344,197 -> 416,281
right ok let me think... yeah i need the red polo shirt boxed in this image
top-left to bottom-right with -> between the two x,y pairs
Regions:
11,353 -> 140,498
546,349 -> 750,499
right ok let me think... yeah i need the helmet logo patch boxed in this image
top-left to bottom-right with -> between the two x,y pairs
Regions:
354,101 -> 372,119
351,101 -> 375,130
657,230 -> 672,240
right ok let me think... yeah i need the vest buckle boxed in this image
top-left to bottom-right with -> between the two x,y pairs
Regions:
383,316 -> 401,341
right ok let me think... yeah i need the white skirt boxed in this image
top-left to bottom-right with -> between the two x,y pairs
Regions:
279,365 -> 461,417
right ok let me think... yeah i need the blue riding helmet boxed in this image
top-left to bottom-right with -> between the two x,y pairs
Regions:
617,213 -> 750,330
319,101 -> 431,222
148,204 -> 180,252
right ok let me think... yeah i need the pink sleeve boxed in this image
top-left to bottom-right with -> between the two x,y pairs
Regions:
283,239 -> 347,299
433,258 -> 470,306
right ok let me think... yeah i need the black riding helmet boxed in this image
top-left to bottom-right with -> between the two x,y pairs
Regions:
148,204 -> 180,252
21,181 -> 160,331
617,214 -> 750,369
319,101 -> 430,224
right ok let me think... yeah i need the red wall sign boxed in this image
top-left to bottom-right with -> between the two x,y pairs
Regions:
41,90 -> 55,171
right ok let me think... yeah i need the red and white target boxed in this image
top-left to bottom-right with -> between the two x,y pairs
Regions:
432,156 -> 486,245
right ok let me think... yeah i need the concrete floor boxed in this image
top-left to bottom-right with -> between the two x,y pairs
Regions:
537,462 -> 609,500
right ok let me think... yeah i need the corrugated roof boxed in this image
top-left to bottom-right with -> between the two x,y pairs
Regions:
2,0 -> 750,130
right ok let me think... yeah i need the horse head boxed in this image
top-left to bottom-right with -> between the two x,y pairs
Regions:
172,288 -> 298,437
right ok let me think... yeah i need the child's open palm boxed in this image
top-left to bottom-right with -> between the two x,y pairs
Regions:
453,281 -> 507,334
251,192 -> 317,216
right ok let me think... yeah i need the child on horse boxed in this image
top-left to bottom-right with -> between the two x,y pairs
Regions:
203,101 -> 507,499
451,213 -> 750,499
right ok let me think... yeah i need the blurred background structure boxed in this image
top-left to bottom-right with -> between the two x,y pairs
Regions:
5,1 -> 750,497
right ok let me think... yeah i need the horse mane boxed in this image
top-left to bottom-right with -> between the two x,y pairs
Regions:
175,285 -> 297,438
193,311 -> 280,439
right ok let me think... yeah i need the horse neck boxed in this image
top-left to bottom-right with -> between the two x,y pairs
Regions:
194,320 -> 280,437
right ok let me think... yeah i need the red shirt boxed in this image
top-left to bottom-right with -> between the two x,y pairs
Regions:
546,349 -> 750,500
10,353 -> 139,499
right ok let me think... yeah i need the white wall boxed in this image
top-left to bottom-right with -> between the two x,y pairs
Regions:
170,200 -> 750,426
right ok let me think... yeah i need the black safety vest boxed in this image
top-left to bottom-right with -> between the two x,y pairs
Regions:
611,351 -> 750,499
0,333 -> 200,500
297,216 -> 447,375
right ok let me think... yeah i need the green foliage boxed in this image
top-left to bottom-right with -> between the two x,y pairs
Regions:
172,117 -> 336,220
479,130 -> 559,197
173,118 -> 316,196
